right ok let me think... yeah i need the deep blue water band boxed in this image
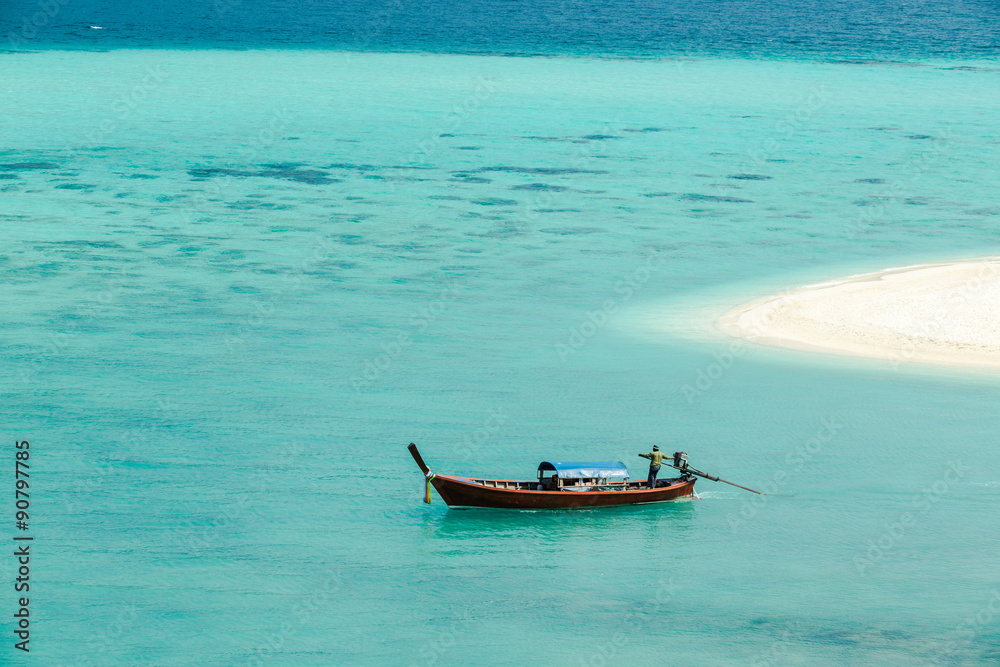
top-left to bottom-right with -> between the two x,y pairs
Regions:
3,0 -> 1000,59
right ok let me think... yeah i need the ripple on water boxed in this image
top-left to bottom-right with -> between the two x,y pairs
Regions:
188,165 -> 342,185
510,183 -> 567,191
525,136 -> 590,143
472,166 -> 608,175
470,198 -> 518,206
450,175 -> 492,183
681,194 -> 753,203
0,162 -> 59,170
539,227 -> 605,235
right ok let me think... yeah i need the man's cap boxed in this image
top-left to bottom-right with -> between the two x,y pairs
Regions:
652,446 -> 659,451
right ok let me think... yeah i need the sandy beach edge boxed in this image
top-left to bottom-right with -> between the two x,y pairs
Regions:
717,258 -> 1000,370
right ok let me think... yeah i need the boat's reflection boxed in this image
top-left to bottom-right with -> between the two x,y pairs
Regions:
424,498 -> 698,545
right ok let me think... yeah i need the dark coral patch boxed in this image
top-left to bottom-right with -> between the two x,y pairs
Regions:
325,163 -> 378,171
189,167 -> 256,178
940,66 -> 1000,72
473,166 -> 607,175
188,165 -> 341,185
539,227 -> 605,235
830,60 -> 924,67
510,183 -> 567,191
470,198 -> 518,206
681,194 -> 752,203
727,174 -> 772,180
525,136 -> 588,143
0,162 -> 58,170
262,166 -> 339,184
227,200 -> 294,210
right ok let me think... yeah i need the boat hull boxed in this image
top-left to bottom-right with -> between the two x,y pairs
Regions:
431,475 -> 696,509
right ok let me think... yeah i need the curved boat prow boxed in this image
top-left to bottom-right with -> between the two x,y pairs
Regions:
407,443 -> 430,475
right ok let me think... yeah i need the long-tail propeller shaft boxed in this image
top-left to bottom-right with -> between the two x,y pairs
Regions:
666,451 -> 767,495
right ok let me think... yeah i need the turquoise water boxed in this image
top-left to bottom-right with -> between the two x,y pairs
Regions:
3,50 -> 1000,664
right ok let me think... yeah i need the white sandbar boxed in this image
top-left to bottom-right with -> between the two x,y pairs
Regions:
719,259 -> 1000,369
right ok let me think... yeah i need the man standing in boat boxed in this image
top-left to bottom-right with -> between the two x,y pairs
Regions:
639,446 -> 667,489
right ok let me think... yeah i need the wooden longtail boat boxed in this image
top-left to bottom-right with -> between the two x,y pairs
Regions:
408,443 -> 697,509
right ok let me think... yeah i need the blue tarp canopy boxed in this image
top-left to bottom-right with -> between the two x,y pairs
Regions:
537,461 -> 629,479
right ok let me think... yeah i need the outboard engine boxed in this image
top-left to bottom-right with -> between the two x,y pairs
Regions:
673,451 -> 688,470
